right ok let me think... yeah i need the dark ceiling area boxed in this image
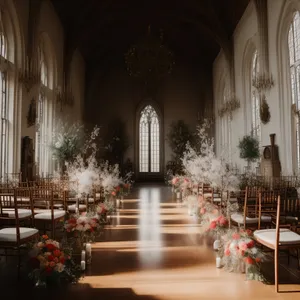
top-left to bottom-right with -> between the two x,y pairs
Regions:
51,0 -> 250,70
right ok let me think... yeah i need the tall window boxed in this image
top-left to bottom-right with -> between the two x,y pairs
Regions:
36,46 -> 48,175
139,105 -> 160,173
221,85 -> 231,153
0,30 -> 7,180
288,11 -> 300,170
251,51 -> 261,140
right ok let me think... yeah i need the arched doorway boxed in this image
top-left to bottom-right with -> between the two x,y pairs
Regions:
137,104 -> 163,181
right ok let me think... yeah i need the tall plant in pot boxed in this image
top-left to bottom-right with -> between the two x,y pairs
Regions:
167,120 -> 194,175
238,135 -> 260,172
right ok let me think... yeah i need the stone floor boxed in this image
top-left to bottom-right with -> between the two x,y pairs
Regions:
0,183 -> 300,299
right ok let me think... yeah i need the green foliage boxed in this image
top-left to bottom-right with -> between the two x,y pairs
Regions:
50,122 -> 84,165
238,135 -> 260,162
167,120 -> 194,158
104,118 -> 130,169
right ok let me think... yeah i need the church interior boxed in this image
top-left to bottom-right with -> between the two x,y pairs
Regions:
1,0 -> 300,298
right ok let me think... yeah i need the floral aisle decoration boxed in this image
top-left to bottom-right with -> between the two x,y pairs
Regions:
222,229 -> 266,281
182,119 -> 240,218
64,212 -> 103,251
29,235 -> 82,287
96,200 -> 115,223
99,161 -> 122,202
64,126 -> 101,198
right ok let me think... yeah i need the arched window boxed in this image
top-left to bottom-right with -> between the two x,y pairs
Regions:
0,18 -> 8,180
251,51 -> 261,140
221,84 -> 230,151
139,105 -> 160,173
288,11 -> 300,170
35,44 -> 48,176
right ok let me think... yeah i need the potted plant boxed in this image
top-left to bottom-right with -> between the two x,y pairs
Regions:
167,120 -> 194,175
238,135 -> 260,171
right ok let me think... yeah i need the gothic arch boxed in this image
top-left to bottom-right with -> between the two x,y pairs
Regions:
135,99 -> 164,181
242,36 -> 258,135
276,0 -> 300,174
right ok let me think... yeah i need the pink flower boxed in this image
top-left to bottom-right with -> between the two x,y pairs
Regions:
218,216 -> 228,226
200,208 -> 206,214
224,248 -> 231,256
172,177 -> 179,185
232,233 -> 240,240
209,221 -> 217,229
238,241 -> 248,251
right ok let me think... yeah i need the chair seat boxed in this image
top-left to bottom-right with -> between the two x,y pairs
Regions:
203,193 -> 212,199
68,204 -> 86,211
213,197 -> 222,202
231,213 -> 272,224
16,197 -> 30,202
34,210 -> 66,220
254,228 -> 300,246
2,208 -> 32,219
0,227 -> 38,242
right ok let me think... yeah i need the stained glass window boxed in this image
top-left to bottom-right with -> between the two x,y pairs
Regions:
251,51 -> 261,140
139,105 -> 160,173
288,12 -> 300,170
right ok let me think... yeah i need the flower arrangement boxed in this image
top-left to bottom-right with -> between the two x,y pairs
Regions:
64,212 -> 102,244
96,200 -> 115,222
206,215 -> 229,238
29,235 -> 82,286
51,122 -> 84,168
222,229 -> 265,281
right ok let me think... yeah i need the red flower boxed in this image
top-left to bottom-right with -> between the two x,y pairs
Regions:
255,257 -> 261,263
53,250 -> 61,257
60,257 -> 65,264
244,257 -> 254,264
111,191 -> 116,196
247,240 -> 255,248
46,244 -> 56,251
48,255 -> 54,262
218,216 -> 228,226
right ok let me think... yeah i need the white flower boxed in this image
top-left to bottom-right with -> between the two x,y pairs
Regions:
55,263 -> 65,273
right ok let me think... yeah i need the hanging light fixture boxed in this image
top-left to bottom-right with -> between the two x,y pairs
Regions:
125,25 -> 175,80
56,74 -> 74,111
19,55 -> 41,92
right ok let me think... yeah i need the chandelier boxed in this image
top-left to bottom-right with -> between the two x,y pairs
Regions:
19,56 -> 41,92
125,25 -> 174,80
56,78 -> 74,112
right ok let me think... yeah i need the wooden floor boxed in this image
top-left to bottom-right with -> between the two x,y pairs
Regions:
1,183 -> 300,299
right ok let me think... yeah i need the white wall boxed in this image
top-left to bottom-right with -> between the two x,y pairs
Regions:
213,0 -> 295,174
9,0 -> 86,175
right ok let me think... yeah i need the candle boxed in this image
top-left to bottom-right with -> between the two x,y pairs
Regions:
86,243 -> 92,264
81,260 -> 86,270
216,256 -> 221,268
86,243 -> 92,255
81,250 -> 86,261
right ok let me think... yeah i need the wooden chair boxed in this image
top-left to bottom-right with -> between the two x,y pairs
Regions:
254,193 -> 300,292
231,187 -> 272,229
31,187 -> 66,238
0,189 -> 39,278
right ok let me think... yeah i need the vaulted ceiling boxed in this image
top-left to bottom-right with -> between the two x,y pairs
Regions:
51,0 -> 250,70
